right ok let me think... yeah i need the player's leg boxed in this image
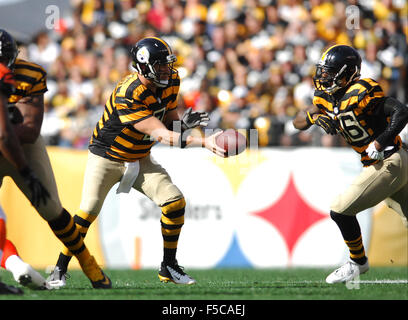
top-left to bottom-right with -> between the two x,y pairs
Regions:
50,210 -> 98,287
1,202 -> 49,290
384,148 -> 408,227
135,155 -> 195,284
48,151 -> 123,287
160,198 -> 186,264
0,176 -> 21,295
0,179 -> 21,294
1,239 -> 50,290
16,138 -> 111,288
385,188 -> 408,227
327,151 -> 405,283
0,207 -> 38,294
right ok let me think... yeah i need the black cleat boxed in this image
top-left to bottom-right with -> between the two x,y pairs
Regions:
158,260 -> 196,284
0,281 -> 24,295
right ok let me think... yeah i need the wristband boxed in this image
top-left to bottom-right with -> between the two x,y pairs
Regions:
306,112 -> 315,126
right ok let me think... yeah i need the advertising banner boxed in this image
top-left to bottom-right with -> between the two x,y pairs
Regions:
97,146 -> 372,269
2,146 -> 406,269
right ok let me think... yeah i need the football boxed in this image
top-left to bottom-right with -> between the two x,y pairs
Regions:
215,129 -> 247,157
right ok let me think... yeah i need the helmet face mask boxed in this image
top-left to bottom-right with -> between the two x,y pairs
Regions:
313,45 -> 361,94
313,64 -> 353,93
0,29 -> 19,69
131,37 -> 177,88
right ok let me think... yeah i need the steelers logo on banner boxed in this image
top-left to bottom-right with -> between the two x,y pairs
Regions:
98,147 -> 372,269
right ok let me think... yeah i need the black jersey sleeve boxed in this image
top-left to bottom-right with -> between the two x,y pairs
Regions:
375,97 -> 408,148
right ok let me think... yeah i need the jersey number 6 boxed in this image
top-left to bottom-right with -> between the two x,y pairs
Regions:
338,111 -> 369,143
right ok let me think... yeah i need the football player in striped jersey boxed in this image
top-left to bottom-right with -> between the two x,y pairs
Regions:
0,29 -> 111,289
293,44 -> 408,283
47,37 -> 225,287
0,61 -> 51,293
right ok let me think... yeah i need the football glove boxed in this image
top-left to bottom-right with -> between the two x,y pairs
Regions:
307,112 -> 339,135
181,107 -> 209,131
19,167 -> 50,208
366,141 -> 384,160
0,63 -> 15,97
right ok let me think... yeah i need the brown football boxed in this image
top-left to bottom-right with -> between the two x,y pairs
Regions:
215,129 -> 247,157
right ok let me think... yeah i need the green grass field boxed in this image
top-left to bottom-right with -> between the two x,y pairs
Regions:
1,267 -> 406,319
1,267 -> 407,301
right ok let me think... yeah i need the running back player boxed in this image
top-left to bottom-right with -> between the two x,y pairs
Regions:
293,44 -> 408,283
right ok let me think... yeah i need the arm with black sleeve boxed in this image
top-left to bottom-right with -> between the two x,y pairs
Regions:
375,97 -> 408,150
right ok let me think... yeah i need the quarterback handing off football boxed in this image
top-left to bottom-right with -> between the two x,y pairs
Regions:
215,129 -> 247,157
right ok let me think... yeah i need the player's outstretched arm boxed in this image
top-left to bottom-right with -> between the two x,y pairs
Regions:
133,116 -> 226,157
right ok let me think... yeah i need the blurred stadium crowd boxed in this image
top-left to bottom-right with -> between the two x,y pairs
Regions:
15,0 -> 407,148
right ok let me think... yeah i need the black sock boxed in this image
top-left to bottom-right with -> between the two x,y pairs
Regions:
56,252 -> 72,272
330,211 -> 368,265
160,198 -> 186,265
163,248 -> 177,264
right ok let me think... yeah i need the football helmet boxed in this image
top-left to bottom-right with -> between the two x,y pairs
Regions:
0,29 -> 18,69
130,37 -> 177,88
313,45 -> 361,94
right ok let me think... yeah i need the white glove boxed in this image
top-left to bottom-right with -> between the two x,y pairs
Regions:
366,141 -> 384,160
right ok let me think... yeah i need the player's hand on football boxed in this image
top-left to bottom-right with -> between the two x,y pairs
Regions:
366,141 -> 384,160
309,113 -> 339,135
181,107 -> 209,130
19,167 -> 50,207
204,131 -> 226,157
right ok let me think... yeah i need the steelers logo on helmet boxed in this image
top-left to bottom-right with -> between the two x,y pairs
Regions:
130,37 -> 178,88
136,46 -> 149,63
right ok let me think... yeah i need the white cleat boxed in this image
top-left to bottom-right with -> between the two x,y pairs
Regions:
326,259 -> 369,284
46,266 -> 68,289
14,263 -> 51,290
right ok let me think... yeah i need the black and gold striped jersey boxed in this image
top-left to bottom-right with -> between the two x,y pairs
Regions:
8,59 -> 47,103
313,78 -> 402,166
89,71 -> 180,162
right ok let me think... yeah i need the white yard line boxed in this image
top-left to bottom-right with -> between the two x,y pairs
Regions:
262,280 -> 408,285
349,280 -> 408,284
